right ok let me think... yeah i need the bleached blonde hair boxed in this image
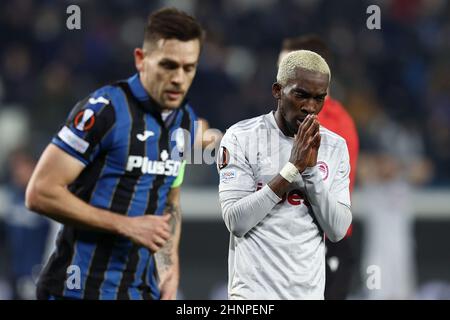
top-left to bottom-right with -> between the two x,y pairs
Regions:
276,50 -> 330,85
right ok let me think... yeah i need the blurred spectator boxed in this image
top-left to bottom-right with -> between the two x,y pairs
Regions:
0,147 -> 50,299
0,107 -> 29,175
356,93 -> 436,297
358,152 -> 417,299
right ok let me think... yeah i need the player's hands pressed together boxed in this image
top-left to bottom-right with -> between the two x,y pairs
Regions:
289,114 -> 321,172
269,114 -> 321,198
306,115 -> 321,167
123,214 -> 172,252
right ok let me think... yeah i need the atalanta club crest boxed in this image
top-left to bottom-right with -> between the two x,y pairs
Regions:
317,161 -> 329,180
74,109 -> 95,131
217,146 -> 229,170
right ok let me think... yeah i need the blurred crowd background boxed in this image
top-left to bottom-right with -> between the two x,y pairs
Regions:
0,0 -> 449,299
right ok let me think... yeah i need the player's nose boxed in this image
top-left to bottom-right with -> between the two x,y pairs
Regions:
171,68 -> 185,85
300,100 -> 317,114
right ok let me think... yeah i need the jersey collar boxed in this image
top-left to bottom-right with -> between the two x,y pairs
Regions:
127,73 -> 149,102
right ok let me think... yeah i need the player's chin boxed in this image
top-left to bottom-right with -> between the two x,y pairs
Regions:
162,99 -> 183,110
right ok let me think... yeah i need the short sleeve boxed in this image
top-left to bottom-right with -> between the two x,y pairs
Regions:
51,91 -> 116,166
217,130 -> 255,193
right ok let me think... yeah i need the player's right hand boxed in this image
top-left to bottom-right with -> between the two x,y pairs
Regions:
289,114 -> 320,172
123,214 -> 171,252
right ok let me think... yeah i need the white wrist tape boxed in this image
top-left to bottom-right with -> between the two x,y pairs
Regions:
279,162 -> 299,183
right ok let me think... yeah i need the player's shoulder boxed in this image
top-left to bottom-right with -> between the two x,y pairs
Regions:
65,84 -> 120,128
96,83 -> 130,106
74,84 -> 123,115
320,125 -> 347,150
220,114 -> 268,160
225,114 -> 268,136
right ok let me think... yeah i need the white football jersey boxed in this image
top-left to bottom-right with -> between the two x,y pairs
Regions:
218,111 -> 351,299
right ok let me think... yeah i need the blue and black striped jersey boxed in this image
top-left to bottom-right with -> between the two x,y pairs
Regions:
37,74 -> 197,300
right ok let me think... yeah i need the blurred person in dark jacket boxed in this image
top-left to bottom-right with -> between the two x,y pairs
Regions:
2,147 -> 50,299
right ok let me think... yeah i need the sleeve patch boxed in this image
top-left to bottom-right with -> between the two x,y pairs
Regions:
58,126 -> 90,153
74,109 -> 96,131
217,146 -> 229,170
220,169 -> 236,183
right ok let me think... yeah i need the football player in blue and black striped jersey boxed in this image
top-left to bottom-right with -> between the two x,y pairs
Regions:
26,7 -> 204,300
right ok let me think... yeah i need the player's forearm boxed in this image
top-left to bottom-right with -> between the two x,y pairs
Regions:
154,201 -> 181,281
267,173 -> 296,198
302,167 -> 352,242
154,244 -> 180,283
220,184 -> 281,238
26,181 -> 127,236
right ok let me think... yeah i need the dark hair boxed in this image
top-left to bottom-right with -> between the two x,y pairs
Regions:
144,7 -> 205,46
281,34 -> 331,64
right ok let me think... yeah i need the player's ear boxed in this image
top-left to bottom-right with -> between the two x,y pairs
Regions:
134,48 -> 145,72
272,82 -> 282,100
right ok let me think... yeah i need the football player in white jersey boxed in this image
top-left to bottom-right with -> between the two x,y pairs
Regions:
217,50 -> 352,299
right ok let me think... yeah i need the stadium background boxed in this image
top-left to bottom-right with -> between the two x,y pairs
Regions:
0,0 -> 449,299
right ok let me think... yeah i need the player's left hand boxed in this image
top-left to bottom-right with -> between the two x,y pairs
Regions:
159,265 -> 179,300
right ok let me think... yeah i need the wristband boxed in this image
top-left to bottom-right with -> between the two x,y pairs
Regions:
279,162 -> 299,183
